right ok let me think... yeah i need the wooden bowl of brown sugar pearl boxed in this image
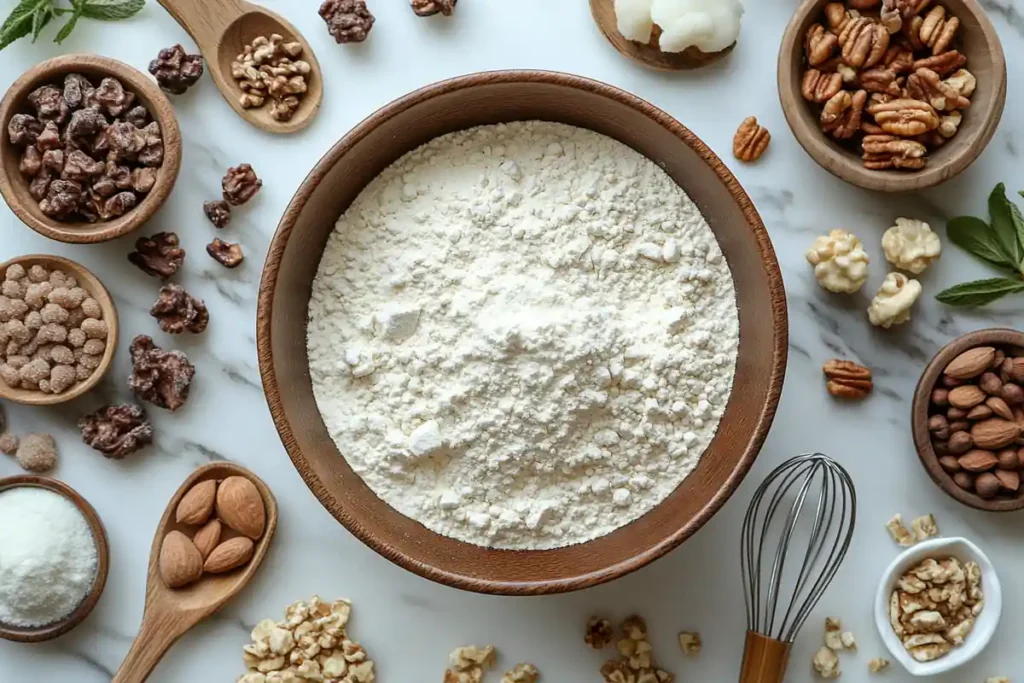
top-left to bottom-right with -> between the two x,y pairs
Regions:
0,254 -> 118,406
913,328 -> 1024,511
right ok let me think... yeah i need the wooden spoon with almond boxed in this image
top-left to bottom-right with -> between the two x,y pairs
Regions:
113,462 -> 277,683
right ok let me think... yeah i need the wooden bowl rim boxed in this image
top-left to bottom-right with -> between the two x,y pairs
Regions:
257,69 -> 788,594
0,475 -> 110,642
912,328 -> 1024,512
0,53 -> 183,244
0,254 -> 119,406
777,0 -> 1007,193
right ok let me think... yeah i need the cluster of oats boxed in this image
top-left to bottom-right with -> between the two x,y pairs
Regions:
886,513 -> 939,547
889,556 -> 983,662
586,616 -> 674,683
236,596 -> 375,683
0,263 -> 107,394
231,34 -> 311,121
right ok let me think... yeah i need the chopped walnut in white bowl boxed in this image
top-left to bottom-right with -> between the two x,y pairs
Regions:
874,537 -> 1001,676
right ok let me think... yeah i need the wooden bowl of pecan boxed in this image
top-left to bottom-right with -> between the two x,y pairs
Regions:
912,329 -> 1024,512
0,54 -> 182,244
779,0 -> 1006,192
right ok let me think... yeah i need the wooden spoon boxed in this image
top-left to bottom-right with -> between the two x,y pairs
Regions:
155,0 -> 323,134
113,462 -> 278,683
589,0 -> 735,71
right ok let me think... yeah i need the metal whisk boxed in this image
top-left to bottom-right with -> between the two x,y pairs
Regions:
738,453 -> 857,683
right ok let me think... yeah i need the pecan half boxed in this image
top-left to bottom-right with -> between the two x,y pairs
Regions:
883,43 -> 916,74
806,24 -> 839,66
906,68 -> 970,111
824,359 -> 874,399
881,0 -> 903,33
862,134 -> 928,170
858,67 -> 902,95
821,91 -> 852,127
733,117 -> 770,162
803,69 -> 844,103
840,17 -> 890,68
871,98 -> 940,136
912,50 -> 966,77
918,5 -> 958,55
823,89 -> 867,140
824,2 -> 855,33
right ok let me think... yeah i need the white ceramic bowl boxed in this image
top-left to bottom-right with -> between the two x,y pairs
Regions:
874,537 -> 1001,676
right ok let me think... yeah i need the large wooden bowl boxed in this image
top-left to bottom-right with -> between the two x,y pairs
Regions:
257,71 -> 788,595
779,0 -> 1006,193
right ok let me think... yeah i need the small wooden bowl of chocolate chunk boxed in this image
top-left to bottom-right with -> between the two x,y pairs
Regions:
0,54 -> 182,244
913,328 -> 1024,511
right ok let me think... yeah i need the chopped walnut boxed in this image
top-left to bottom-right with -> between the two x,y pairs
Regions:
128,335 -> 195,412
824,617 -> 843,650
150,284 -> 209,334
450,645 -> 496,671
840,632 -> 856,651
208,239 -> 245,268
868,272 -> 922,328
78,404 -> 153,459
411,0 -> 457,16
886,514 -> 915,546
806,229 -> 870,294
882,217 -> 942,274
890,556 -> 981,662
148,44 -> 204,95
867,657 -> 889,673
585,617 -> 615,649
595,615 -> 674,683
204,199 -> 232,228
320,0 -> 375,43
677,632 -> 701,656
812,646 -> 840,679
910,513 -> 938,542
222,164 -> 262,206
128,232 -> 185,279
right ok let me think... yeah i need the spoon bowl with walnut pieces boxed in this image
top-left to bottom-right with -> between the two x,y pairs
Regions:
112,462 -> 277,683
0,254 -> 118,406
0,476 -> 109,643
155,0 -> 323,134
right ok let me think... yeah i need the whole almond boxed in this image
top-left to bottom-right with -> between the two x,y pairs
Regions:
948,385 -> 986,409
1008,357 -> 1024,383
216,476 -> 266,540
193,519 -> 222,560
175,480 -> 217,526
159,530 -> 204,589
944,347 -> 996,379
958,449 -> 998,472
966,404 -> 993,421
971,418 -> 1022,450
995,468 -> 1020,491
203,537 -> 255,574
987,396 -> 1014,421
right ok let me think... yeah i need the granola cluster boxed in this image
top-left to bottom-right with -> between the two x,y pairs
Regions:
237,596 -> 375,683
889,556 -> 984,662
801,1 -> 976,171
8,74 -> 162,221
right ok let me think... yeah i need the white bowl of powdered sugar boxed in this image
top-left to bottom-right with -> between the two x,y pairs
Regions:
258,70 -> 788,594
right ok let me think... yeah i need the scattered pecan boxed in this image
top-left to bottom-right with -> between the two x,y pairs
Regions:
733,117 -> 770,162
319,0 -> 375,43
824,359 -> 874,399
128,232 -> 185,279
222,163 -> 262,205
917,5 -> 958,55
906,67 -> 970,111
803,69 -> 844,103
862,134 -> 927,170
871,98 -> 939,136
806,24 -> 839,66
411,0 -> 456,16
839,17 -> 890,68
78,404 -> 154,459
128,335 -> 195,412
823,89 -> 867,140
858,67 -> 901,96
148,44 -> 204,95
150,284 -> 209,334
204,199 -> 232,228
207,239 -> 244,268
912,50 -> 966,77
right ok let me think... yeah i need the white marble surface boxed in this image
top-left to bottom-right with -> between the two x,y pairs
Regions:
1,0 -> 1023,680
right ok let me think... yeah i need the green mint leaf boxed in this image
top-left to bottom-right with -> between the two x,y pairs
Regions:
988,183 -> 1024,268
53,8 -> 81,43
946,215 -> 1018,271
936,278 -> 1024,307
0,0 -> 49,50
79,0 -> 145,21
30,3 -> 54,42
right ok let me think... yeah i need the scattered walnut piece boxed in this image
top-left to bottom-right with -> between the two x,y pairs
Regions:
446,645 -> 496,683
869,272 -> 922,328
596,616 -> 674,683
151,284 -> 209,334
585,617 -> 615,649
823,359 -> 873,400
320,0 -> 375,43
805,229 -> 870,294
78,404 -> 153,459
0,432 -> 18,456
881,217 -> 941,275
148,44 -> 204,95
128,335 -> 195,412
222,164 -> 262,206
824,617 -> 843,650
886,514 -> 915,546
204,199 -> 232,228
867,657 -> 889,673
411,0 -> 457,15
812,646 -> 840,679
840,631 -> 856,651
15,433 -> 58,473
677,631 -> 701,656
501,663 -> 539,683
128,232 -> 185,279
733,117 -> 770,162
208,239 -> 245,268
910,513 -> 938,542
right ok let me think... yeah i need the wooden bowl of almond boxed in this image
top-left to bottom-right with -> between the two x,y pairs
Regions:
913,329 -> 1024,511
778,0 -> 1006,192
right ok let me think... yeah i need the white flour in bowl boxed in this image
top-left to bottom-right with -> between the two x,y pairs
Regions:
307,121 -> 738,550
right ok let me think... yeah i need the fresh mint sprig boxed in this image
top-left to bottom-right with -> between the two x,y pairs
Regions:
0,0 -> 143,50
937,183 -> 1024,307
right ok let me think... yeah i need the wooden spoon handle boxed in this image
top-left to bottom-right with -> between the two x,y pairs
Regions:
112,610 -> 195,683
738,631 -> 791,683
156,0 -> 249,47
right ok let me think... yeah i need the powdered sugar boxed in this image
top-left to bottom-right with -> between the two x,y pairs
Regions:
307,121 -> 738,549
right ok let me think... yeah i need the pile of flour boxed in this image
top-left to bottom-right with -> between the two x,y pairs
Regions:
307,121 -> 738,550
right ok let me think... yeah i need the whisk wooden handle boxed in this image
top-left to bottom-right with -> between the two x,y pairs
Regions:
739,631 -> 791,683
